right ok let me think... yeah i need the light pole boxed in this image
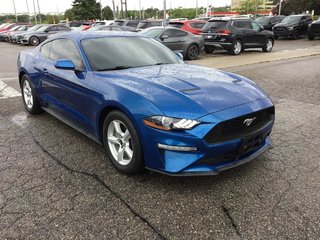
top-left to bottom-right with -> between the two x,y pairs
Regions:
100,0 -> 103,20
279,0 -> 282,15
163,0 -> 166,25
12,0 -> 18,22
32,0 -> 37,24
196,0 -> 198,18
36,0 -> 41,23
26,0 -> 31,23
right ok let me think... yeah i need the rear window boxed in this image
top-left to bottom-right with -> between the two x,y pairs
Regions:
189,22 -> 206,29
202,21 -> 227,31
126,21 -> 139,27
137,22 -> 149,29
114,21 -> 125,26
169,22 -> 184,29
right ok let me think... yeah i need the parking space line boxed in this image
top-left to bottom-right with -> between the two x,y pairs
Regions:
0,80 -> 21,99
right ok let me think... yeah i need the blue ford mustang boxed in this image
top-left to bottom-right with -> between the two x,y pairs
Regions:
18,31 -> 274,176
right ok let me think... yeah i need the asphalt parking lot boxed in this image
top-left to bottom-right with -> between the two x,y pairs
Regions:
0,39 -> 320,239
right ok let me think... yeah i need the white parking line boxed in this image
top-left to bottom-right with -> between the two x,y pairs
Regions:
0,79 -> 21,99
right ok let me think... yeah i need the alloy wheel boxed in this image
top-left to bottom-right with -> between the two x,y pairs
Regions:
234,41 -> 242,55
107,120 -> 133,166
23,80 -> 33,109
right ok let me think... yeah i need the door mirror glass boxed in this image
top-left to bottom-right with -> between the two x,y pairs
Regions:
54,59 -> 75,70
259,26 -> 264,31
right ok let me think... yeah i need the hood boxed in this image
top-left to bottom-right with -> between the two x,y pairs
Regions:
94,64 -> 269,119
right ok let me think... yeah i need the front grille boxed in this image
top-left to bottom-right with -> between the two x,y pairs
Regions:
204,107 -> 275,144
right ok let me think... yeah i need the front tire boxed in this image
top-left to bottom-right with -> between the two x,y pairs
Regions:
262,38 -> 274,52
186,44 -> 199,60
21,75 -> 43,114
29,36 -> 40,46
103,111 -> 144,174
291,30 -> 299,40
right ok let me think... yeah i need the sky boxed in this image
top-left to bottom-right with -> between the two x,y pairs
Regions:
1,0 -> 231,14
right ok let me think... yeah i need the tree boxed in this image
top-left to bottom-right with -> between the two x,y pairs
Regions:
64,8 -> 75,21
72,0 -> 101,20
273,0 -> 320,15
238,0 -> 264,14
102,6 -> 114,20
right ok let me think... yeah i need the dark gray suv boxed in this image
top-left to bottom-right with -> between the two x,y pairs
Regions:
202,17 -> 275,55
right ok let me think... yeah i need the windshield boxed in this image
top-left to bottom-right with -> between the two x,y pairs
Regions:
140,28 -> 164,38
10,25 -> 21,31
256,17 -> 271,25
113,21 -> 125,26
81,37 -> 182,71
282,15 -> 301,24
34,25 -> 50,32
202,21 -> 227,31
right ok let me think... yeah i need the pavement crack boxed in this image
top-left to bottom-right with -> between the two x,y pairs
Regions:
31,136 -> 166,240
222,205 -> 243,239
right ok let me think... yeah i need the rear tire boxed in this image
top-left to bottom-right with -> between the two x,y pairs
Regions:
103,111 -> 144,174
29,36 -> 40,46
229,39 -> 242,55
204,45 -> 214,54
21,75 -> 43,114
186,44 -> 199,60
262,38 -> 274,52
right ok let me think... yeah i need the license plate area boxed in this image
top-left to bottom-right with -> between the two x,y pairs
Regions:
238,132 -> 264,155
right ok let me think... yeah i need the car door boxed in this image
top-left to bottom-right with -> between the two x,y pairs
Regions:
250,21 -> 267,45
39,38 -> 97,134
159,29 -> 187,52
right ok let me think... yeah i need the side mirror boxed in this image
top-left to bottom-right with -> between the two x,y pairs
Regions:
175,52 -> 184,60
160,35 -> 169,41
44,29 -> 49,33
259,26 -> 264,31
54,59 -> 75,70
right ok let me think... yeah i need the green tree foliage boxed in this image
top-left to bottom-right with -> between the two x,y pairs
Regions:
238,0 -> 264,14
273,0 -> 320,15
72,0 -> 101,20
102,6 -> 114,20
64,8 -> 75,21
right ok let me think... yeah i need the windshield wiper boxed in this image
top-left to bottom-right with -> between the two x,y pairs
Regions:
97,66 -> 132,71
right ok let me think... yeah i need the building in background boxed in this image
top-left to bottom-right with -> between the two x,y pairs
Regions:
231,0 -> 275,11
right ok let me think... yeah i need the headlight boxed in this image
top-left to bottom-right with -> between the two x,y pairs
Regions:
143,116 -> 200,131
288,27 -> 294,31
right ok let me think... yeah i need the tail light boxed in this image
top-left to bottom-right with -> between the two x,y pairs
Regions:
217,29 -> 231,35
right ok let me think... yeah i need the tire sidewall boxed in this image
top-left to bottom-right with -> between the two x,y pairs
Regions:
187,44 -> 199,60
231,40 -> 242,55
29,36 -> 39,46
263,38 -> 274,52
21,75 -> 40,114
103,111 -> 143,174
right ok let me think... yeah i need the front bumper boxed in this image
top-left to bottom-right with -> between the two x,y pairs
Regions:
140,98 -> 274,176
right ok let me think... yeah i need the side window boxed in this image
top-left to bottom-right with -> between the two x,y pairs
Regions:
50,39 -> 85,69
251,21 -> 261,31
57,25 -> 69,31
127,21 -> 139,27
233,21 -> 252,29
40,41 -> 52,58
163,29 -> 188,38
152,22 -> 162,27
189,22 -> 206,29
49,26 -> 58,31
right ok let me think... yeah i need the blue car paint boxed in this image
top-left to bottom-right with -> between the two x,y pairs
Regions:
18,32 -> 274,175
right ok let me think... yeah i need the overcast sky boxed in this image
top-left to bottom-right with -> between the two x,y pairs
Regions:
1,0 -> 231,14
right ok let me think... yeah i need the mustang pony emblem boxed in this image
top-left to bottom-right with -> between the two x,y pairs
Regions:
243,117 -> 257,127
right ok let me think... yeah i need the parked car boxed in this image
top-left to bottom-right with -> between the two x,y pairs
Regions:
141,26 -> 204,60
307,20 -> 320,40
255,15 -> 285,31
65,21 -> 85,30
169,20 -> 207,35
201,17 -> 275,55
0,23 -> 18,32
88,20 -> 114,31
96,25 -> 127,31
17,31 -> 274,176
0,25 -> 22,41
18,24 -> 72,46
11,24 -> 44,43
112,19 -> 141,31
2,25 -> 32,42
136,20 -> 165,31
80,22 -> 95,31
273,14 -> 313,39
